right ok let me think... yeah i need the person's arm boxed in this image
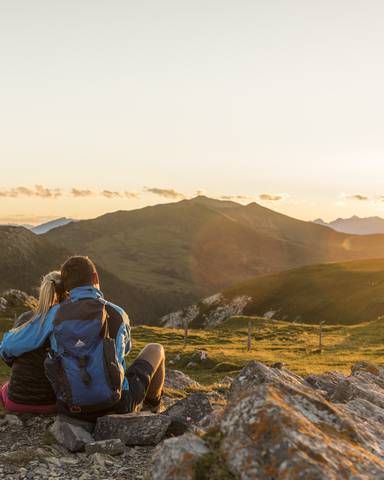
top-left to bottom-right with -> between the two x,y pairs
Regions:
116,313 -> 132,362
0,305 -> 58,361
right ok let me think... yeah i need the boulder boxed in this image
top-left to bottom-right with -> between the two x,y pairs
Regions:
49,418 -> 95,453
150,433 -> 209,480
220,380 -> 384,479
164,393 -> 213,436
94,413 -> 172,446
165,393 -> 213,425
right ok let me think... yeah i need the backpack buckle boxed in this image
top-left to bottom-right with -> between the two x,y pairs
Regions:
70,405 -> 82,413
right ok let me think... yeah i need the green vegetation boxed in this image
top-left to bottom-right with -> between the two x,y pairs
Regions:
125,319 -> 384,384
191,258 -> 384,326
1,314 -> 383,387
43,196 -> 384,323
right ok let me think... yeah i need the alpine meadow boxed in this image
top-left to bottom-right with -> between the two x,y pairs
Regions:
2,1 -> 384,478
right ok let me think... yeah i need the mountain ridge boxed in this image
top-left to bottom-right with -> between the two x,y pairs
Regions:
3,197 -> 384,324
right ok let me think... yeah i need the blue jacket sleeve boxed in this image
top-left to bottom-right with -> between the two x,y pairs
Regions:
0,305 -> 58,361
116,312 -> 132,361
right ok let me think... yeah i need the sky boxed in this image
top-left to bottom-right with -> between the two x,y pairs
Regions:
1,0 -> 384,225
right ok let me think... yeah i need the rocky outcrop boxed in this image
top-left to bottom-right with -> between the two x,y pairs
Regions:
2,361 -> 384,480
151,361 -> 384,479
0,290 -> 37,317
160,294 -> 252,328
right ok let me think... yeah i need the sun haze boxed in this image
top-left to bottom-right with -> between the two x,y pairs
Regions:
1,1 -> 384,223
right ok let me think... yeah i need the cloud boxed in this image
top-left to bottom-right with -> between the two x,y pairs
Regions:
71,188 -> 95,198
101,190 -> 123,199
0,185 -> 62,198
342,194 -> 369,201
124,191 -> 140,199
143,187 -> 186,199
258,193 -> 285,202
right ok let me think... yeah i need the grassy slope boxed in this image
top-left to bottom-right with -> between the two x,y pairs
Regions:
191,258 -> 384,326
44,196 -> 384,324
2,317 -> 383,387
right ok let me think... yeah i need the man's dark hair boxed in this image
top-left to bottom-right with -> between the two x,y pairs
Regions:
61,256 -> 98,292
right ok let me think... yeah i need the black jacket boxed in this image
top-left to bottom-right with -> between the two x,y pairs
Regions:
7,311 -> 56,405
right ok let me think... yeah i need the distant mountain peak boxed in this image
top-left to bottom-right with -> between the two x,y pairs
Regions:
31,217 -> 76,235
313,215 -> 384,235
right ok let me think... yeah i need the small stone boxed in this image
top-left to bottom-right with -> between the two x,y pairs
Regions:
85,439 -> 125,456
5,414 -> 23,428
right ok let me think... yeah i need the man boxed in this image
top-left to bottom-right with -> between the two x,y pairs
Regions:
0,256 -> 165,419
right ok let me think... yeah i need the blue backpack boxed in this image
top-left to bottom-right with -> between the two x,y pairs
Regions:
45,297 -> 125,414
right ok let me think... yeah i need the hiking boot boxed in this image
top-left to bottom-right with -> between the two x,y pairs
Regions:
141,394 -> 164,414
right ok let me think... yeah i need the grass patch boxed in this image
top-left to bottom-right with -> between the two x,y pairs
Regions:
1,317 -> 384,387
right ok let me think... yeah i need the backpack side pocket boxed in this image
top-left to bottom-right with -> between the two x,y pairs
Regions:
44,353 -> 73,405
103,338 -> 124,399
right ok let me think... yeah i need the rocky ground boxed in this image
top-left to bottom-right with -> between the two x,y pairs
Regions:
1,362 -> 384,479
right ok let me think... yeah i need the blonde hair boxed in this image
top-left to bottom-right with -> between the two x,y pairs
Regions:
31,271 -> 63,324
12,271 -> 64,331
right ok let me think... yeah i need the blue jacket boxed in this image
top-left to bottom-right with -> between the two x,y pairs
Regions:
0,286 -> 132,391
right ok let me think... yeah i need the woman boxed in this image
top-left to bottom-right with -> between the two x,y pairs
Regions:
0,271 -> 66,413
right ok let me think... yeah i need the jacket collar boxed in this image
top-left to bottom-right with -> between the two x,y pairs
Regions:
69,285 -> 104,302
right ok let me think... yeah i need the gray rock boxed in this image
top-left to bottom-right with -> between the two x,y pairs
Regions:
229,360 -> 305,401
56,414 -> 95,434
331,375 -> 384,408
49,418 -> 95,452
219,364 -> 384,479
95,413 -> 172,446
150,433 -> 208,480
164,369 -> 200,390
164,393 -> 213,429
157,362 -> 384,479
85,439 -> 125,456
